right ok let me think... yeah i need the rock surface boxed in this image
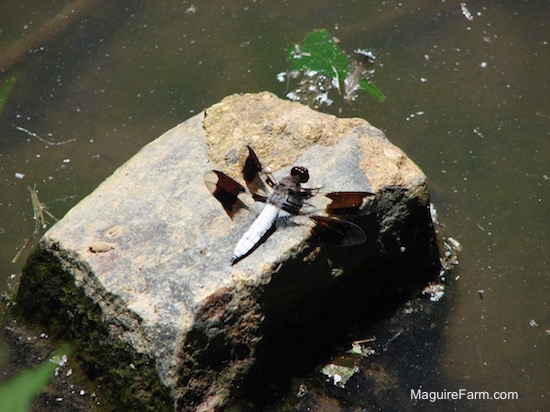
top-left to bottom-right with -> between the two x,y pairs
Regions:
17,92 -> 440,411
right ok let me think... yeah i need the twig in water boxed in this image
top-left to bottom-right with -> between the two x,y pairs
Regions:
15,126 -> 76,146
12,185 -> 59,263
383,329 -> 403,351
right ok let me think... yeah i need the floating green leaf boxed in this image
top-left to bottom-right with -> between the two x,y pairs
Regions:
287,29 -> 385,104
288,29 -> 350,82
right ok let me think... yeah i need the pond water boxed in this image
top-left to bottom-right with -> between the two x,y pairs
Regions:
0,1 -> 548,410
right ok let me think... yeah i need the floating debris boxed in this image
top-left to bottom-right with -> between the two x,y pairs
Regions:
320,363 -> 359,388
344,49 -> 376,100
422,283 -> 445,302
348,337 -> 376,357
296,383 -> 308,398
460,3 -> 474,21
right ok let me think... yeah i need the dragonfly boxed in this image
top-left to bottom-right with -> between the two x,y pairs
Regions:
204,146 -> 374,265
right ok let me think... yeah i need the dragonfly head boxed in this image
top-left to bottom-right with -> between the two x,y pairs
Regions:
290,166 -> 309,183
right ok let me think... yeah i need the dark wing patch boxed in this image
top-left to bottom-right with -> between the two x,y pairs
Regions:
241,145 -> 278,195
204,170 -> 248,219
310,216 -> 367,246
242,145 -> 263,186
325,191 -> 374,215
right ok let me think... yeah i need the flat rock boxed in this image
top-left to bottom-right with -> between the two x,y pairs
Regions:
17,92 -> 440,411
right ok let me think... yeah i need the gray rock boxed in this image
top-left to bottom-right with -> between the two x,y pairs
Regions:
17,92 -> 440,411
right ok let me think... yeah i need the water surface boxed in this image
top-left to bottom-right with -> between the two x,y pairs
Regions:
0,1 -> 547,410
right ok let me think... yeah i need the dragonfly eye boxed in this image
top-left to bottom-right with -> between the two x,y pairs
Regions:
291,166 -> 309,183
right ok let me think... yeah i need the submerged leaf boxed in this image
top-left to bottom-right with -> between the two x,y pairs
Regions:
0,74 -> 16,116
359,78 -> 386,102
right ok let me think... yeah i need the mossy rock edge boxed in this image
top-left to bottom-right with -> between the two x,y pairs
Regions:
16,247 -> 172,411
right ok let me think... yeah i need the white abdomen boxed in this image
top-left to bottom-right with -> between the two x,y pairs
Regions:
231,203 -> 280,264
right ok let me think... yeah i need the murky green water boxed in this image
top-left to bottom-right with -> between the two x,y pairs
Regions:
1,1 -> 548,410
